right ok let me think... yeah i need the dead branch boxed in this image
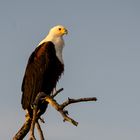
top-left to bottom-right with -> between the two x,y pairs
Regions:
13,116 -> 31,140
13,92 -> 46,140
51,88 -> 64,98
44,95 -> 97,126
29,92 -> 47,140
61,97 -> 97,109
36,121 -> 45,140
13,88 -> 97,140
45,95 -> 78,126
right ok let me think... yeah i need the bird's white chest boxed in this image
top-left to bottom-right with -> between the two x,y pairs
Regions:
38,35 -> 64,64
54,38 -> 64,64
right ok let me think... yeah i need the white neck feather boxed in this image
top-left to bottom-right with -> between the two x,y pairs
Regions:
38,34 -> 64,64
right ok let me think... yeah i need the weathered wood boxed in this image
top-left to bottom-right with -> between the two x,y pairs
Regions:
61,97 -> 97,108
13,88 -> 97,140
36,121 -> 45,140
13,116 -> 31,140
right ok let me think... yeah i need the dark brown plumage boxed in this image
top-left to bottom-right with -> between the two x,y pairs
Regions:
21,41 -> 64,116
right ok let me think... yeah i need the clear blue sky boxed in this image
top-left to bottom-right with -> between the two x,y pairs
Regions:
0,0 -> 140,139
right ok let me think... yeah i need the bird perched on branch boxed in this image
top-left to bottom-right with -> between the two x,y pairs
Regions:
21,25 -> 68,117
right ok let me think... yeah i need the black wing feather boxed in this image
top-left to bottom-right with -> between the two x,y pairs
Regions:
21,42 -> 56,110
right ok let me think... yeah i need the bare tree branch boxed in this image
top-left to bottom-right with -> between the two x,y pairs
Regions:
13,116 -> 31,140
45,95 -> 78,126
44,95 -> 97,126
51,88 -> 64,98
13,88 -> 97,140
61,97 -> 97,109
29,92 -> 47,140
36,121 -> 45,140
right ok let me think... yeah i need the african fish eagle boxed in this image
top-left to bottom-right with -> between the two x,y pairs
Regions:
21,25 -> 68,117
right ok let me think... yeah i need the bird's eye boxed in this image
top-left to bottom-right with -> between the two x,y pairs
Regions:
58,28 -> 61,31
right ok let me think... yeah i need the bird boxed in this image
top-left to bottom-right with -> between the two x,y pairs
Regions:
21,25 -> 68,118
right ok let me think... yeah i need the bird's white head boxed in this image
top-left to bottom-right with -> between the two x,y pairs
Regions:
38,25 -> 68,64
49,25 -> 68,37
38,25 -> 68,46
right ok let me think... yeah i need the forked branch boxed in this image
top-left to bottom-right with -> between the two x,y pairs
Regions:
45,95 -> 97,126
13,88 -> 97,140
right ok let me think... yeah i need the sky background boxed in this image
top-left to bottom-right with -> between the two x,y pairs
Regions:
0,0 -> 140,139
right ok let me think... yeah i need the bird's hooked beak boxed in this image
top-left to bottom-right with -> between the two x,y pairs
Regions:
63,28 -> 68,35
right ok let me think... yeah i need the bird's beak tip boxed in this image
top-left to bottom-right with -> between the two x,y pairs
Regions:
65,29 -> 68,35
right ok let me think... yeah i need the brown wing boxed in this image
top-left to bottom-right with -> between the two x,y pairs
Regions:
21,41 -> 56,110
